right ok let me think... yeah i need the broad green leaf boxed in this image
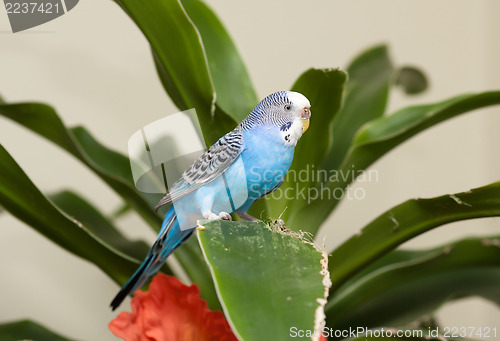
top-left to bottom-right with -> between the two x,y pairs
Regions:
175,236 -> 221,311
291,69 -> 347,174
180,0 -> 259,121
0,101 -> 218,305
198,220 -> 329,341
0,320 -> 74,341
114,0 -> 213,116
329,181 -> 500,292
0,144 -> 139,285
114,0 -> 239,145
286,45 -> 394,232
201,105 -> 241,148
49,190 -> 152,262
339,248 -> 427,288
327,236 -> 500,330
71,126 -> 164,212
351,92 -> 500,149
0,103 -> 162,230
291,91 -> 500,232
321,45 -> 393,173
267,68 -> 347,219
70,127 -> 133,187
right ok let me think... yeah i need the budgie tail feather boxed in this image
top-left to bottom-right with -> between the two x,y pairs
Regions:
110,208 -> 188,310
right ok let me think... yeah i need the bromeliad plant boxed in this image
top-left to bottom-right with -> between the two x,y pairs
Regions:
0,0 -> 499,340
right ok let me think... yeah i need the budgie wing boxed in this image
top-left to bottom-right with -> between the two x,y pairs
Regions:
155,129 -> 244,210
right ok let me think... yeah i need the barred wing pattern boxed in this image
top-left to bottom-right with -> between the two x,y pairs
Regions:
155,129 -> 245,210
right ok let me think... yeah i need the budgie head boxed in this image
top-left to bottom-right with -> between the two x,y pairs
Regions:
240,91 -> 311,146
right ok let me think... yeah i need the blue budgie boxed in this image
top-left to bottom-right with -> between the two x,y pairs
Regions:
110,91 -> 311,310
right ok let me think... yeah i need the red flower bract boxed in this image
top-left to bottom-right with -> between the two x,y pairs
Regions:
109,274 -> 238,341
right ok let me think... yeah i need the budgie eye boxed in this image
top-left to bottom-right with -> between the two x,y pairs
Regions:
284,104 -> 292,111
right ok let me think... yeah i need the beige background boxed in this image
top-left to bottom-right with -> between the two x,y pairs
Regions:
1,0 -> 499,340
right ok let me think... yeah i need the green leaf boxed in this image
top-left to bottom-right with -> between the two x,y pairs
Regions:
338,248 -> 428,288
321,44 -> 394,173
176,236 -> 221,311
268,68 -> 347,220
291,91 -> 500,232
49,190 -> 152,262
0,144 -> 139,285
395,66 -> 429,95
114,0 -> 213,116
291,69 -> 347,172
0,101 -> 217,304
350,91 -> 500,176
329,181 -> 500,292
286,45 -> 394,232
352,92 -> 500,149
0,103 -> 162,230
198,220 -> 328,341
327,235 -> 500,329
70,127 -> 131,185
0,320 -> 74,341
180,0 -> 258,121
71,126 -> 164,215
114,0 -> 239,145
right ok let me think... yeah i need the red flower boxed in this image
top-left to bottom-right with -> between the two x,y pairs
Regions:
109,274 -> 238,341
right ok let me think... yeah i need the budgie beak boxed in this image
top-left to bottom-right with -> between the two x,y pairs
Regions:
301,107 -> 311,133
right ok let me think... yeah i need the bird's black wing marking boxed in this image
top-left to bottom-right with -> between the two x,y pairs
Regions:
155,129 -> 244,210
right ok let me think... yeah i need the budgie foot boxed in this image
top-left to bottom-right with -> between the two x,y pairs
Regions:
203,211 -> 232,221
218,212 -> 232,220
237,210 -> 260,222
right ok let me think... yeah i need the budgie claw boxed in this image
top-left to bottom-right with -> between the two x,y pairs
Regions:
203,211 -> 232,221
219,212 -> 232,220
